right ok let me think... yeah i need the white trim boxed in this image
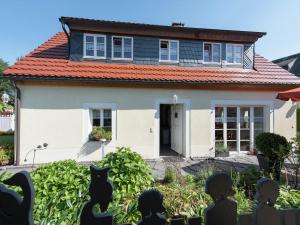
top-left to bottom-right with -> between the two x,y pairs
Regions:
203,42 -> 222,64
159,39 -> 179,63
83,33 -> 106,59
111,36 -> 133,60
82,103 -> 117,143
154,98 -> 191,158
210,99 -> 274,155
225,43 -> 244,65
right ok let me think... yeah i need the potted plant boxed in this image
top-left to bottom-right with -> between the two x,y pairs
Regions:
255,132 -> 291,180
215,143 -> 229,157
89,127 -> 112,142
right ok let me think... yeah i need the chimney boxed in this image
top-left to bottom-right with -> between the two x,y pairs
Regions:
171,22 -> 185,27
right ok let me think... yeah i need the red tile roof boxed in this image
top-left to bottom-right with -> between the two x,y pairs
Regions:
4,32 -> 300,86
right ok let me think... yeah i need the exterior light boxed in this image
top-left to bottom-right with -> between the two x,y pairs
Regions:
1,93 -> 9,104
173,94 -> 178,105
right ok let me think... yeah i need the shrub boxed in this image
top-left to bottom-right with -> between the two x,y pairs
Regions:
0,144 -> 14,165
31,160 -> 90,225
163,166 -> 177,183
96,147 -> 154,198
89,127 -> 112,141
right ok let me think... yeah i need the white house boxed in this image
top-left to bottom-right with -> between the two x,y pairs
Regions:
4,17 -> 300,165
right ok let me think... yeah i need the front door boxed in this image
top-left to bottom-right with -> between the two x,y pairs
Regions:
171,104 -> 183,155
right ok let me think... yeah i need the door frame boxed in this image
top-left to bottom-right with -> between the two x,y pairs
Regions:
154,98 -> 191,158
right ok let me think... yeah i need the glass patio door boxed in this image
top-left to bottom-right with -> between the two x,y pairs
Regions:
215,106 -> 264,153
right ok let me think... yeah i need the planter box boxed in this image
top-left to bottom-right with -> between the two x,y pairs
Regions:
257,154 -> 270,171
215,152 -> 229,157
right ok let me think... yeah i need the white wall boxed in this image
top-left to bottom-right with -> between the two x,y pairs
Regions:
18,84 -> 296,164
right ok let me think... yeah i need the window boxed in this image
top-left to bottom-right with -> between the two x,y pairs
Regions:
215,106 -> 264,152
84,34 -> 106,58
226,44 -> 243,64
92,109 -> 112,131
159,40 -> 179,62
203,43 -> 221,63
112,36 -> 133,60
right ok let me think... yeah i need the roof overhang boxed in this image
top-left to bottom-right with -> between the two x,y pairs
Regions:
60,16 -> 266,43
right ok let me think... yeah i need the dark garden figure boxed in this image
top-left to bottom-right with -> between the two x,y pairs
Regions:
253,178 -> 280,225
204,173 -> 237,225
137,189 -> 167,225
80,165 -> 113,225
0,171 -> 35,225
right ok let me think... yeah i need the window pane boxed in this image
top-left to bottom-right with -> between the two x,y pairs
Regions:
160,41 -> 169,60
240,107 -> 250,129
227,130 -> 237,140
227,107 -> 237,128
204,43 -> 212,62
227,141 -> 237,151
170,41 -> 178,61
104,118 -> 112,127
103,109 -> 111,118
254,107 -> 264,139
92,109 -> 100,118
215,130 -> 223,141
240,141 -> 250,151
240,130 -> 250,140
85,36 -> 94,56
113,37 -> 122,58
93,119 -> 100,127
215,107 -> 224,129
226,45 -> 234,63
212,44 -> 220,63
124,38 -> 132,58
96,36 -> 105,57
234,46 -> 242,64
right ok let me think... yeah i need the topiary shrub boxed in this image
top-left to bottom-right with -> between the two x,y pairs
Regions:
96,147 -> 154,198
255,132 -> 290,180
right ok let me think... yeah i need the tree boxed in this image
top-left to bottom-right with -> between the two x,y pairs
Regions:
0,58 -> 14,103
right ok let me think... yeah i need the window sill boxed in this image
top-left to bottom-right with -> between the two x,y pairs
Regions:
112,58 -> 133,61
83,56 -> 106,60
159,60 -> 179,64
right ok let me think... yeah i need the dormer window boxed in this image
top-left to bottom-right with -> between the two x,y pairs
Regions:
112,36 -> 133,60
226,44 -> 243,64
83,34 -> 106,59
159,40 -> 179,62
203,43 -> 221,64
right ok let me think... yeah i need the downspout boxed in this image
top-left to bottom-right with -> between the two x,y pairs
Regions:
11,80 -> 21,165
253,42 -> 256,69
59,18 -> 71,58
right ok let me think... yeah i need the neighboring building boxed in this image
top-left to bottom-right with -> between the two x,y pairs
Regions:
4,17 -> 300,165
273,53 -> 300,77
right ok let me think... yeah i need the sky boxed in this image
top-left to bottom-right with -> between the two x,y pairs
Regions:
1,0 -> 300,65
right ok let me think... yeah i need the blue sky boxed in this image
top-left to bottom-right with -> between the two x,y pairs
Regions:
1,0 -> 300,65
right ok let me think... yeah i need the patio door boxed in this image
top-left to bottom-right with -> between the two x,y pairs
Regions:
171,104 -> 183,155
215,106 -> 265,153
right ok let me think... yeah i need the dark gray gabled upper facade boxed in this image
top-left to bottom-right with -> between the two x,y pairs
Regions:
62,17 -> 265,70
273,53 -> 300,77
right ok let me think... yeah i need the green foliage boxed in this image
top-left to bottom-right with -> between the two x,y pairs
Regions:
255,132 -> 290,160
31,160 -> 90,225
96,147 -> 154,197
0,144 -> 14,165
89,127 -> 112,141
276,186 -> 300,209
0,58 -> 14,101
215,143 -> 228,154
163,166 -> 177,184
0,134 -> 14,145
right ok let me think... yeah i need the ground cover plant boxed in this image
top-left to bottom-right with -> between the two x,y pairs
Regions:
0,147 -> 300,225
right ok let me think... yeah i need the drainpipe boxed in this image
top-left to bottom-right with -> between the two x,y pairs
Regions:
253,43 -> 256,69
11,80 -> 21,165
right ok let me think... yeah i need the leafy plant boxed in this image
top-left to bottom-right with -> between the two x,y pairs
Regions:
0,144 -> 14,165
215,143 -> 228,154
89,127 -> 112,141
163,166 -> 177,184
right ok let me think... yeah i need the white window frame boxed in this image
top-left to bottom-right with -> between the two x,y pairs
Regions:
111,36 -> 133,60
82,103 -> 117,143
83,33 -> 106,59
159,39 -> 179,63
226,44 -> 244,64
91,109 -> 112,130
203,42 -> 222,64
211,100 -> 274,155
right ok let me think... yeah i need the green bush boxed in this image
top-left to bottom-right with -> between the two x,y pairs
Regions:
163,166 -> 177,183
31,160 -> 90,225
96,147 -> 154,198
89,127 -> 112,141
255,132 -> 290,160
0,144 -> 13,165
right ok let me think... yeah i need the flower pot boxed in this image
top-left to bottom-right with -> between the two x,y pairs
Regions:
215,151 -> 229,157
256,154 -> 270,171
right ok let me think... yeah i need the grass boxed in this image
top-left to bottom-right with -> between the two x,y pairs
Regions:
0,135 -> 14,145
